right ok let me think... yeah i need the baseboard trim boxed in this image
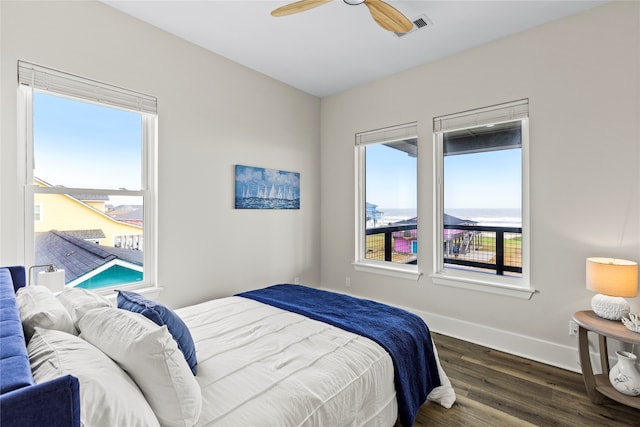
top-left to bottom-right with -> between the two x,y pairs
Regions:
325,287 -> 604,374
411,308 -> 583,374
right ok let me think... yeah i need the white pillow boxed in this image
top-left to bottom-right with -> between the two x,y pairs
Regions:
28,328 -> 160,427
79,307 -> 202,427
16,285 -> 76,341
57,287 -> 112,329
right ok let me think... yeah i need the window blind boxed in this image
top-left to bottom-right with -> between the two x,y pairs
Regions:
18,60 -> 157,114
434,99 -> 528,133
355,122 -> 418,146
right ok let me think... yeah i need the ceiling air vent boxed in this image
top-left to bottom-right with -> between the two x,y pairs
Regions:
394,14 -> 433,38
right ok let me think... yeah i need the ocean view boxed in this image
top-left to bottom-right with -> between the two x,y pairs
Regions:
379,208 -> 522,227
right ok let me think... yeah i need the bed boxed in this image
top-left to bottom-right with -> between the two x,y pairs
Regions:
0,265 -> 455,427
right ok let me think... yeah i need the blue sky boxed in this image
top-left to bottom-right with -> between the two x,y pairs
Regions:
444,148 -> 521,209
33,92 -> 142,191
366,142 -> 521,210
366,143 -> 417,209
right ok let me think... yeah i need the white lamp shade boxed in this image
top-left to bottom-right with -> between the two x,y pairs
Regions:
586,257 -> 638,298
37,269 -> 65,293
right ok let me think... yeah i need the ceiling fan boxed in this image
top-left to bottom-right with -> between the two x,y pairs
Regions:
271,0 -> 414,33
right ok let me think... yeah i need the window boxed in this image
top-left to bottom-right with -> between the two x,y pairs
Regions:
433,100 -> 532,298
355,123 -> 420,280
18,61 -> 157,293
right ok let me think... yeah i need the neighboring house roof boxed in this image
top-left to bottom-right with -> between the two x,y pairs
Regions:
62,229 -> 106,240
71,193 -> 110,202
443,214 -> 478,241
392,217 -> 418,239
391,215 -> 478,240
392,217 -> 417,226
108,205 -> 143,221
444,213 -> 477,226
35,230 -> 142,283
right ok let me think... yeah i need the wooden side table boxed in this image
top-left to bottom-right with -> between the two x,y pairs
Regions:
572,310 -> 640,409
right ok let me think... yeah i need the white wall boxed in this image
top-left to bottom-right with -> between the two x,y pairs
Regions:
320,1 -> 640,371
0,1 -> 321,308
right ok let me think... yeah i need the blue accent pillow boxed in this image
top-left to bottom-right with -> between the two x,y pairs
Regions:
116,291 -> 197,375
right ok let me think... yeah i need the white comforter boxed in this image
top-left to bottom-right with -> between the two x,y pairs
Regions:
176,296 -> 454,426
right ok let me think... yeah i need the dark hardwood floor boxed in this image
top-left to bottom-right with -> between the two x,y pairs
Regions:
406,333 -> 640,426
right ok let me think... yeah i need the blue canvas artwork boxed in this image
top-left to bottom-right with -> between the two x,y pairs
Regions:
235,165 -> 300,209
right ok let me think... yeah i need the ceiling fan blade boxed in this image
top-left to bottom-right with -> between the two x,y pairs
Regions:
363,0 -> 413,33
271,0 -> 333,17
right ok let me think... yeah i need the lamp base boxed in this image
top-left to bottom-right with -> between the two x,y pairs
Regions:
591,293 -> 630,320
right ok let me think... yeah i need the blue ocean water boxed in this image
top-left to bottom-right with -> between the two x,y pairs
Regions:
235,197 -> 299,210
446,208 -> 522,227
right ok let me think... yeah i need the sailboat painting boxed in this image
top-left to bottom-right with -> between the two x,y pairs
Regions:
235,164 -> 300,209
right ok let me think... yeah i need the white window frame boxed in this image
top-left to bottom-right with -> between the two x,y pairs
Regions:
354,123 -> 421,281
432,100 -> 534,299
17,61 -> 157,293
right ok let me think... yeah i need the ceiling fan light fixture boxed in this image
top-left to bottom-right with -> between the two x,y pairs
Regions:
272,0 -> 413,33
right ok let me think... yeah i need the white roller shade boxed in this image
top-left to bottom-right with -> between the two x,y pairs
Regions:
18,60 -> 157,114
356,122 -> 418,146
434,99 -> 528,133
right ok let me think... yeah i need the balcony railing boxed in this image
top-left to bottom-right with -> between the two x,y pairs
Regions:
444,224 -> 522,276
366,224 -> 418,264
365,223 -> 522,275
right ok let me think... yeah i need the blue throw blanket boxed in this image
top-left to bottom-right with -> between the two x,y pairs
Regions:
236,284 -> 441,427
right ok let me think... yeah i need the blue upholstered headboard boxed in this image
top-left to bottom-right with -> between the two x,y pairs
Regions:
0,266 -> 80,427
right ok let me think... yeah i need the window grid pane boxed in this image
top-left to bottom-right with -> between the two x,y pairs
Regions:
363,136 -> 417,266
439,105 -> 525,278
33,92 -> 143,190
442,227 -> 522,276
30,89 -> 148,291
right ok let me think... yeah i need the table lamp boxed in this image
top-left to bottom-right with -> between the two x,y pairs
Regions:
28,264 -> 66,293
586,257 -> 638,320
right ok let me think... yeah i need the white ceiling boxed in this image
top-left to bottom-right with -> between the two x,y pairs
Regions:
104,0 -> 606,98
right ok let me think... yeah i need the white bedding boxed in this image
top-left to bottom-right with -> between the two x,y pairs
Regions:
176,296 -> 454,426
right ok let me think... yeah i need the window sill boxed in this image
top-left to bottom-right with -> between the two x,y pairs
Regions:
432,272 -> 535,300
353,261 -> 422,281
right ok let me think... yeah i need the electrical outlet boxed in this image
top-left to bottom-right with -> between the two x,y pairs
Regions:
345,277 -> 351,287
569,320 -> 579,336
293,276 -> 299,284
